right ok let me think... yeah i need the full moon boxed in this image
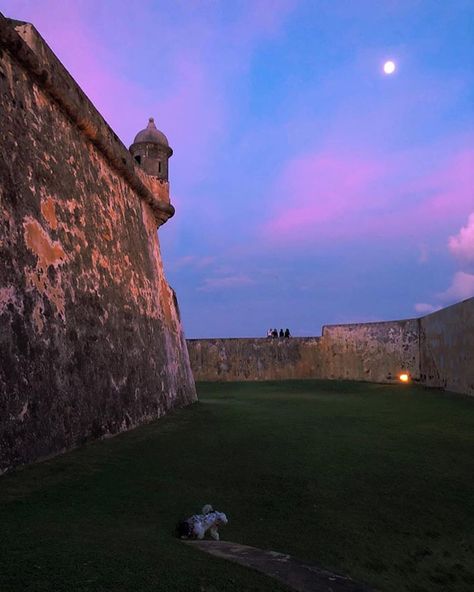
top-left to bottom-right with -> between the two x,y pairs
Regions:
383,60 -> 396,74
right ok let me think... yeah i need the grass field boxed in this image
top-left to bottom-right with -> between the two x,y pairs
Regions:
1,380 -> 473,592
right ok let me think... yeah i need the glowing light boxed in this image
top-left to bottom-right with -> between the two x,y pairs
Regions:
399,373 -> 409,383
383,60 -> 396,75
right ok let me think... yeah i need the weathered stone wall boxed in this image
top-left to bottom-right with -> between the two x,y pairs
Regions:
187,337 -> 323,382
188,299 -> 473,396
188,320 -> 418,384
319,319 -> 420,383
0,16 -> 196,474
420,298 -> 474,396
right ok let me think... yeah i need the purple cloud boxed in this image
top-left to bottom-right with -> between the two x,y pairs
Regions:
414,303 -> 442,314
262,142 -> 474,246
449,213 -> 474,263
263,151 -> 386,241
438,272 -> 474,302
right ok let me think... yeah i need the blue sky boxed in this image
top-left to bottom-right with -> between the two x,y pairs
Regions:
3,0 -> 473,337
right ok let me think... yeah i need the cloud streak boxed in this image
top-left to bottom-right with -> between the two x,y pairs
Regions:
198,274 -> 255,291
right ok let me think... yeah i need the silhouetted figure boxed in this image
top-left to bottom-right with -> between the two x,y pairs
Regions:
272,328 -> 278,338
284,328 -> 290,339
279,329 -> 284,338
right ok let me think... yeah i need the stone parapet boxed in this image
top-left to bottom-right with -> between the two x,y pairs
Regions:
187,337 -> 322,382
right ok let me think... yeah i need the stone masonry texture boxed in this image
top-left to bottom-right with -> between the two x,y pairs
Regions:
0,15 -> 196,474
419,299 -> 474,395
188,299 -> 473,396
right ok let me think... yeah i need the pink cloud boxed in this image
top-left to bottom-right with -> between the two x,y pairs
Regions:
262,143 -> 474,245
412,186 -> 474,312
437,271 -> 474,303
264,152 -> 386,240
449,213 -> 474,262
411,150 -> 474,225
414,302 -> 441,314
361,147 -> 474,242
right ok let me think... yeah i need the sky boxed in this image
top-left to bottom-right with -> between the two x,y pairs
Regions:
3,0 -> 473,337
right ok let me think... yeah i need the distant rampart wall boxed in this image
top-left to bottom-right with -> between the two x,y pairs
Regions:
188,298 -> 473,396
187,337 -> 324,382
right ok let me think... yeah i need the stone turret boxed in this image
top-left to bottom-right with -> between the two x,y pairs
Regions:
129,117 -> 173,181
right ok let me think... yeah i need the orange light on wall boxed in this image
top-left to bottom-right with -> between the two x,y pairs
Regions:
399,373 -> 410,383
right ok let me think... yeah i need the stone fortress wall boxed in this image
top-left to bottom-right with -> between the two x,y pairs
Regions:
0,14 -> 196,474
188,298 -> 474,396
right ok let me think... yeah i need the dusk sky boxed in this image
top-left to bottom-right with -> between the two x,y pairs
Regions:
3,0 -> 474,337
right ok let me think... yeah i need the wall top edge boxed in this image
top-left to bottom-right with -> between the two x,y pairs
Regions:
419,297 -> 474,320
187,337 -> 322,342
322,318 -> 418,331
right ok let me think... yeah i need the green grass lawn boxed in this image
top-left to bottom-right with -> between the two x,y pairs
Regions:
1,380 -> 473,592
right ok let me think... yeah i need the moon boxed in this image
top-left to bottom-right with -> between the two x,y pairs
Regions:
383,60 -> 396,75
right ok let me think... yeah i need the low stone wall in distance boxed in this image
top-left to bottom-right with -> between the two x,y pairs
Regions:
187,337 -> 323,382
187,298 -> 474,396
188,318 -> 419,384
